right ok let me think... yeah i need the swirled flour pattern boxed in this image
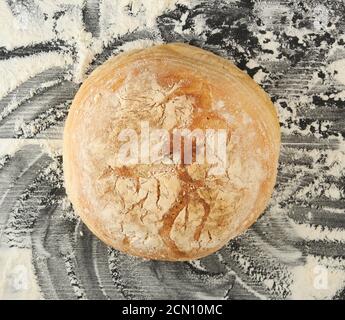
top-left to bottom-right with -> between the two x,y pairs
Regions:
0,0 -> 345,300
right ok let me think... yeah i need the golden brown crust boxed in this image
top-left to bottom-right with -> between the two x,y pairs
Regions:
63,43 -> 280,261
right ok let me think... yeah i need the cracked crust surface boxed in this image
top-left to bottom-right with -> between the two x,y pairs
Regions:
63,43 -> 280,261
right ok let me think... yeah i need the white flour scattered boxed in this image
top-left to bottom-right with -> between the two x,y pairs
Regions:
293,223 -> 345,242
0,79 -> 62,122
0,1 -> 55,50
0,53 -> 72,99
99,0 -> 180,42
0,248 -> 41,299
327,59 -> 345,86
0,0 -> 201,86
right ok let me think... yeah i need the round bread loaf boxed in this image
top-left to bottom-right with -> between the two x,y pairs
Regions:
63,43 -> 280,261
